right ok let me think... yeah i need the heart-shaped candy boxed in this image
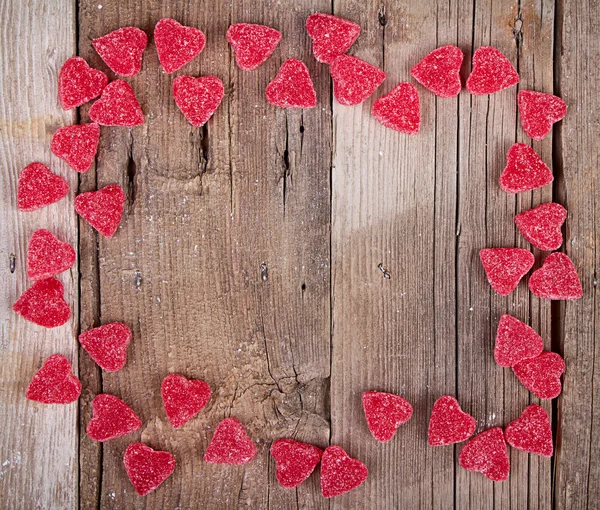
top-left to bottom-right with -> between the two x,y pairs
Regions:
514,202 -> 567,251
155,18 -> 206,74
466,46 -> 519,95
458,427 -> 510,481
428,395 -> 476,446
330,55 -> 386,106
79,322 -> 132,372
27,229 -> 76,281
227,23 -> 281,71
499,143 -> 553,193
124,442 -> 176,496
161,373 -> 211,428
362,390 -> 413,442
411,45 -> 464,98
204,417 -> 257,464
504,404 -> 553,457
320,445 -> 368,498
266,59 -> 317,109
58,57 -> 108,110
479,248 -> 535,295
529,252 -> 583,300
494,314 -> 544,367
75,184 -> 126,238
89,80 -> 144,127
13,277 -> 70,328
26,354 -> 81,404
51,123 -> 100,173
270,438 -> 323,489
512,351 -> 565,399
173,75 -> 224,127
86,393 -> 142,442
305,13 -> 360,64
372,82 -> 421,134
17,163 -> 69,212
518,90 -> 567,141
93,27 -> 147,77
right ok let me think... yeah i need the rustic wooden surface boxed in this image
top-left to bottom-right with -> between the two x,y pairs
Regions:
0,0 -> 598,509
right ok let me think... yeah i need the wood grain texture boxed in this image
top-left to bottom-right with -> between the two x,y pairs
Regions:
0,1 -> 78,509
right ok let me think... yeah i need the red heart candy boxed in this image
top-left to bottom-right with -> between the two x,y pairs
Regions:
512,351 -> 565,400
494,314 -> 544,367
330,55 -> 386,106
459,427 -> 510,481
372,82 -> 421,134
320,445 -> 368,498
270,438 -> 323,489
504,404 -> 553,457
529,252 -> 583,300
13,277 -> 70,328
79,322 -> 132,372
479,248 -> 535,296
75,184 -> 126,238
514,202 -> 567,251
58,57 -> 108,110
362,390 -> 413,442
155,18 -> 206,74
305,13 -> 360,64
161,373 -> 211,428
227,23 -> 281,71
266,59 -> 317,109
466,46 -> 519,95
428,395 -> 476,446
411,45 -> 464,98
27,229 -> 76,281
26,354 -> 81,404
173,75 -> 224,127
204,417 -> 257,465
89,80 -> 144,127
124,443 -> 176,496
499,143 -> 553,193
87,394 -> 142,442
51,123 -> 100,174
93,27 -> 147,77
17,163 -> 68,212
518,90 -> 567,141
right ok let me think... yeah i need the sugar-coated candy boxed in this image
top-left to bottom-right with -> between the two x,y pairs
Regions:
93,27 -> 147,77
227,23 -> 281,71
362,390 -> 412,442
26,354 -> 81,404
204,417 -> 257,465
320,445 -> 368,498
79,322 -> 132,372
89,80 -> 144,127
154,18 -> 206,74
428,395 -> 476,446
372,82 -> 420,134
161,373 -> 211,428
124,443 -> 176,496
504,405 -> 553,457
13,277 -> 70,328
17,163 -> 68,212
172,75 -> 224,126
513,351 -> 565,400
499,143 -> 553,193
466,46 -> 519,95
529,252 -> 583,300
494,314 -> 544,368
58,57 -> 108,110
479,248 -> 535,296
27,229 -> 76,281
458,427 -> 510,481
270,438 -> 323,489
518,90 -> 567,140
410,45 -> 463,98
305,13 -> 360,64
75,184 -> 126,238
514,202 -> 567,251
330,55 -> 386,106
266,59 -> 317,109
51,123 -> 100,173
87,394 -> 142,442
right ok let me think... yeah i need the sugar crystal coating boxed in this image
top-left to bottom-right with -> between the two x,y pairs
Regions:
528,252 -> 583,300
17,163 -> 68,212
479,248 -> 535,296
499,143 -> 553,193
514,202 -> 567,251
13,277 -> 70,328
173,75 -> 224,126
58,57 -> 108,110
161,373 -> 211,428
270,439 -> 323,488
27,229 -> 76,281
330,55 -> 386,106
204,417 -> 257,465
93,27 -> 147,77
458,427 -> 510,481
266,59 -> 317,108
513,351 -> 565,400
89,80 -> 144,127
26,354 -> 81,404
87,394 -> 142,442
466,46 -> 519,95
504,405 -> 553,457
154,18 -> 206,74
494,314 -> 544,367
227,23 -> 281,71
320,445 -> 368,498
410,45 -> 464,98
428,395 -> 476,446
124,443 -> 176,496
362,390 -> 412,442
305,13 -> 360,64
51,123 -> 100,173
79,322 -> 132,372
75,184 -> 126,238
372,82 -> 420,134
518,90 -> 567,140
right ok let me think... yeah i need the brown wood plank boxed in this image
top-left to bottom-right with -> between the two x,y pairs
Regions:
0,1 -> 78,509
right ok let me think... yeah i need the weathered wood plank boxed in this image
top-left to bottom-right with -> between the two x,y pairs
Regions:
0,1 -> 78,509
